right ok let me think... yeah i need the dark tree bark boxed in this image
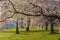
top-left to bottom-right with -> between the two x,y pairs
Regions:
42,25 -> 43,28
45,22 -> 48,30
26,26 -> 29,31
50,23 -> 55,33
20,18 -> 24,28
16,21 -> 19,34
26,18 -> 30,31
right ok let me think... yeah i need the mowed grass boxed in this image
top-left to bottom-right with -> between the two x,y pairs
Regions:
0,26 -> 59,40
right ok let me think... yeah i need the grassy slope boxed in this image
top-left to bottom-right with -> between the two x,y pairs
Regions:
0,27 -> 59,40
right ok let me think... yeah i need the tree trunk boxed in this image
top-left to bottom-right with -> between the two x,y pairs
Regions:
45,22 -> 48,30
42,25 -> 43,28
26,22 -> 30,31
59,26 -> 60,34
26,18 -> 30,31
50,23 -> 55,33
20,18 -> 24,28
26,26 -> 29,31
59,24 -> 60,34
38,24 -> 40,30
16,21 -> 19,34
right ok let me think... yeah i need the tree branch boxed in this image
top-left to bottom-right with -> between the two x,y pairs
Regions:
8,0 -> 41,16
0,13 -> 16,22
28,2 -> 60,21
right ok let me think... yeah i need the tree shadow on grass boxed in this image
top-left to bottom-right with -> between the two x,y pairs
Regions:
0,29 -> 59,34
0,30 -> 16,33
20,30 -> 50,32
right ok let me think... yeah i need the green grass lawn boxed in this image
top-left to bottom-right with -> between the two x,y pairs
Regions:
0,27 -> 59,40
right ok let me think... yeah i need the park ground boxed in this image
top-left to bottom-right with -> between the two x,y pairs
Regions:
0,27 -> 60,40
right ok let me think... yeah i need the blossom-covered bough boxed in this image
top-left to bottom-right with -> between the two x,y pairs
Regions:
0,0 -> 60,34
0,0 -> 42,34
